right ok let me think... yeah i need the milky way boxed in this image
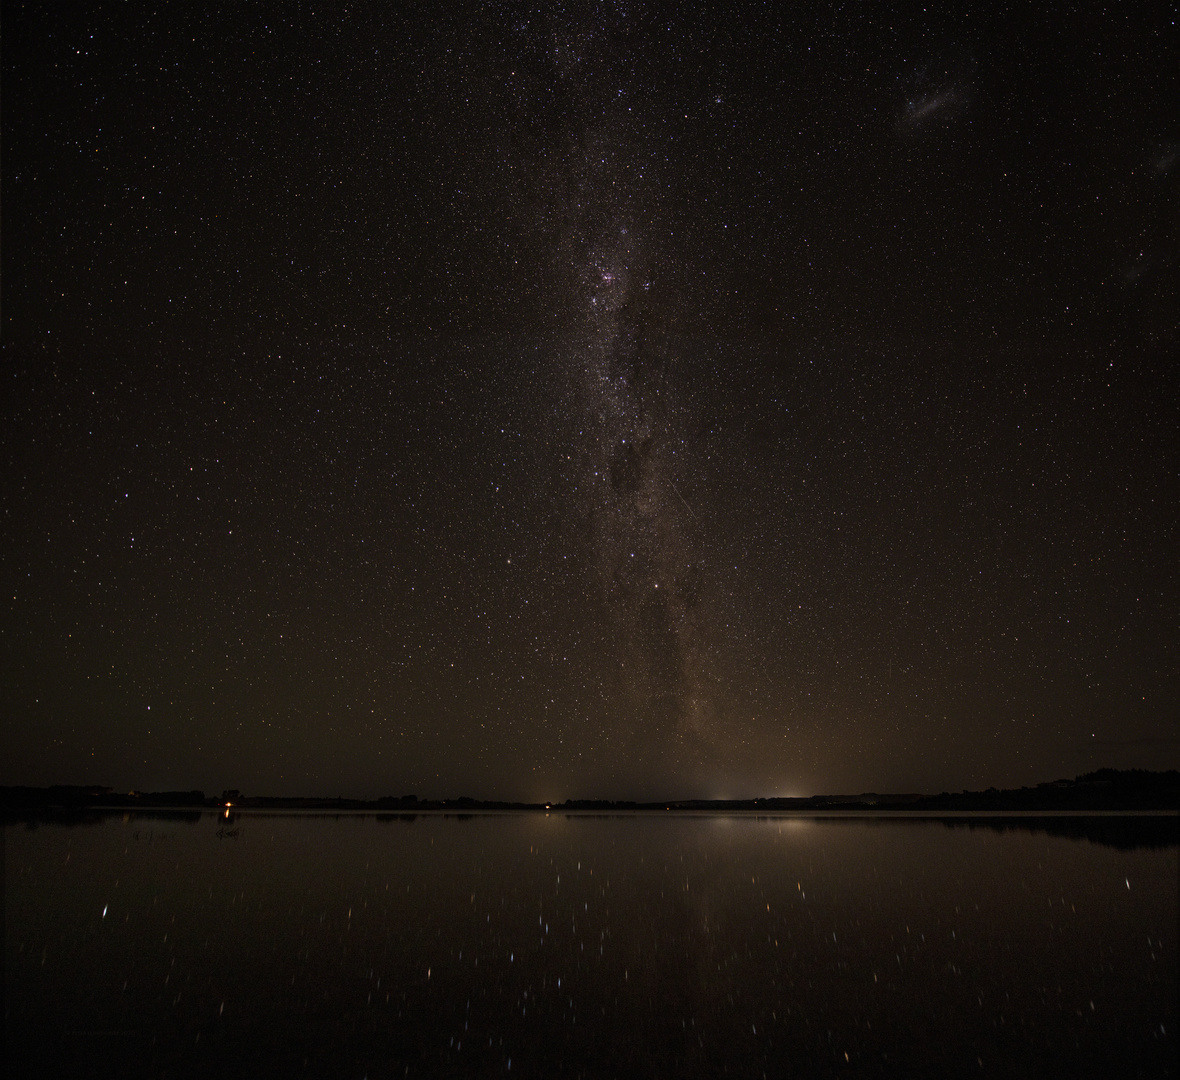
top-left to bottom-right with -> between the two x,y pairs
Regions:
503,25 -> 740,785
579,247 -> 721,770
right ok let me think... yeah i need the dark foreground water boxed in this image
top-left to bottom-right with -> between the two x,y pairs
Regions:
4,812 -> 1176,1079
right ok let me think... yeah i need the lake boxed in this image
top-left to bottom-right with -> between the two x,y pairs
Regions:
4,811 -> 1176,1078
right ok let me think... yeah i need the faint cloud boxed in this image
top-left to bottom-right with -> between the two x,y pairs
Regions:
894,50 -> 975,135
1153,143 -> 1179,175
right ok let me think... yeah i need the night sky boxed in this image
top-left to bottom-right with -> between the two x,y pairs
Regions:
3,2 -> 1177,800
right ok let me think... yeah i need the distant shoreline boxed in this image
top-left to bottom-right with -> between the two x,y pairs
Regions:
10,806 -> 1172,818
4,768 -> 1177,814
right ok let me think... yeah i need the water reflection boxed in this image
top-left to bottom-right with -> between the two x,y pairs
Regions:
4,813 -> 1175,1078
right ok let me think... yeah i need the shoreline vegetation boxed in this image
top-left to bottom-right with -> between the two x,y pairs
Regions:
4,769 -> 1177,813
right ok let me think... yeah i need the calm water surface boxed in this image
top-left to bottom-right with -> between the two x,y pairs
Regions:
5,812 -> 1176,1078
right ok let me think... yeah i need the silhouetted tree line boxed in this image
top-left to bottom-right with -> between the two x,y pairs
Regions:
3,769 -> 1177,813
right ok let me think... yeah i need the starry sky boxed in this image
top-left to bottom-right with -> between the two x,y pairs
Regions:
3,2 -> 1177,800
